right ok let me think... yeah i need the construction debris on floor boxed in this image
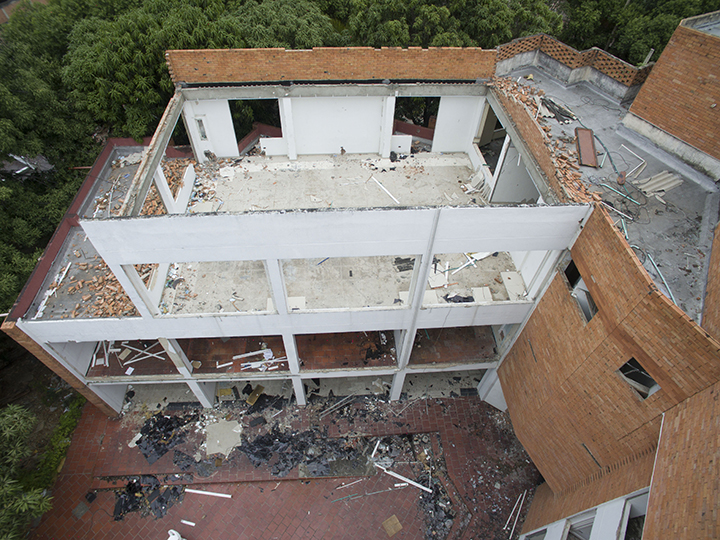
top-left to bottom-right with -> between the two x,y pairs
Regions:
113,475 -> 183,521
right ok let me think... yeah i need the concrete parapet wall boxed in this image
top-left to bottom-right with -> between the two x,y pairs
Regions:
496,34 -> 649,103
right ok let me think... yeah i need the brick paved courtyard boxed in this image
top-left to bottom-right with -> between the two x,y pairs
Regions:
31,396 -> 540,540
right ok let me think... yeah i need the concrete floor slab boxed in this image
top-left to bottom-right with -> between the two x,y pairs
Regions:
201,153 -> 482,213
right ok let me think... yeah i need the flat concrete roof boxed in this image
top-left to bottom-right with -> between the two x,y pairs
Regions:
504,65 -> 719,322
684,10 -> 720,38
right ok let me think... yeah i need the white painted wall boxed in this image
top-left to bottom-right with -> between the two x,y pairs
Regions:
260,138 -> 288,156
88,383 -> 127,413
48,341 -> 96,375
490,145 -> 540,204
290,97 -> 385,155
432,97 -> 486,153
390,135 -> 412,154
183,100 -> 239,162
510,250 -> 562,299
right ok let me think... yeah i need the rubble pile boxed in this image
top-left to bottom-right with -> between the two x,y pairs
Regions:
113,475 -> 184,521
161,158 -> 195,198
172,450 -> 223,478
135,412 -> 198,465
491,77 -> 593,203
238,426 -> 368,478
140,184 -> 167,216
45,258 -> 138,319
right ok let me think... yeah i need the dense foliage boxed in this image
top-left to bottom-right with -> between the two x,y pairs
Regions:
0,405 -> 52,540
0,0 -> 718,312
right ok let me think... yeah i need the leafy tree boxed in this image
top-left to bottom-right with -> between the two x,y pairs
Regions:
235,0 -> 342,48
348,0 -> 560,49
560,0 -> 720,64
0,405 -> 52,540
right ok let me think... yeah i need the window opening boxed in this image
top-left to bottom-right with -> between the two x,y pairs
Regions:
196,118 -> 208,141
619,358 -> 659,399
564,260 -> 597,322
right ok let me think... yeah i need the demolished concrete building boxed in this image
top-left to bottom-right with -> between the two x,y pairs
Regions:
3,10 -> 720,540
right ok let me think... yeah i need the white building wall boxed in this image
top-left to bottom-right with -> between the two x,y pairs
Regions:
432,96 -> 486,153
182,99 -> 239,162
490,145 -> 540,204
290,97 -> 385,155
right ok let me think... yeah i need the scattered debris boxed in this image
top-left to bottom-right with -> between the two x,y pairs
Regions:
113,476 -> 183,521
135,413 -> 197,465
238,426 -> 371,478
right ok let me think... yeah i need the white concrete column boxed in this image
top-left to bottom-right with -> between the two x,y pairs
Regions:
379,96 -> 397,158
153,166 -> 177,214
159,337 -> 193,376
490,134 -> 511,199
292,376 -> 306,406
147,262 -> 171,308
397,209 -> 441,369
279,98 -> 297,160
187,380 -> 216,408
390,370 -> 406,401
282,332 -> 301,375
119,263 -> 160,317
265,259 -> 289,314
476,368 -> 507,411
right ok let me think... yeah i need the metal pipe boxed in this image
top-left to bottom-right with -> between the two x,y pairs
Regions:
646,252 -> 677,305
600,201 -> 634,221
600,183 -> 640,205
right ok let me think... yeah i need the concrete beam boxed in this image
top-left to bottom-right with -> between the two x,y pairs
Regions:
124,90 -> 185,216
181,83 -> 489,102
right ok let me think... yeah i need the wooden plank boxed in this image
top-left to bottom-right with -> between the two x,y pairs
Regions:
575,127 -> 598,167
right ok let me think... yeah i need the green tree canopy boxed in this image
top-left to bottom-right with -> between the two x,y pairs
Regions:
560,0 -> 720,64
0,405 -> 52,540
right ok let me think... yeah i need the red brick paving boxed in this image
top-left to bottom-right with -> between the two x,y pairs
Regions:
31,397 -> 539,540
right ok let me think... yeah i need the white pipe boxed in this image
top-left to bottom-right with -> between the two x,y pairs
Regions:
371,176 -> 400,204
509,490 -> 526,538
375,465 -> 432,493
185,488 -> 232,499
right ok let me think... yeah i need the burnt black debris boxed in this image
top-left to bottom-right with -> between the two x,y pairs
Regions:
442,293 -> 474,303
393,257 -> 415,272
238,427 -> 368,478
173,450 -> 221,478
113,476 -> 184,521
417,474 -> 455,540
136,412 -> 197,465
